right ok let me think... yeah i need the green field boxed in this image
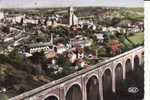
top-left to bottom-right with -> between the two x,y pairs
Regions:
120,7 -> 144,12
127,32 -> 144,44
121,32 -> 144,49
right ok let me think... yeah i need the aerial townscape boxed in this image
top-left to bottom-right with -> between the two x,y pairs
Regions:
0,6 -> 144,100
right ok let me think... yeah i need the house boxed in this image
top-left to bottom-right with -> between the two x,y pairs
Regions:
72,15 -> 79,25
76,59 -> 85,68
76,46 -> 84,58
24,18 -> 38,25
15,15 -> 25,23
102,27 -> 107,32
24,42 -> 53,54
67,52 -> 77,63
108,27 -> 117,32
23,52 -> 33,57
75,59 -> 90,70
45,50 -> 56,59
90,24 -> 96,30
0,12 -> 4,20
95,33 -> 104,43
5,14 -> 25,24
4,37 -> 14,42
71,40 -> 92,48
78,19 -> 93,25
77,53 -> 84,59
54,45 -> 67,54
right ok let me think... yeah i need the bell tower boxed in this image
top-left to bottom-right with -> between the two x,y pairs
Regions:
68,7 -> 74,26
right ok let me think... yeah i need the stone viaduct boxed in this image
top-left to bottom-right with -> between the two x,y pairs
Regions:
9,46 -> 144,100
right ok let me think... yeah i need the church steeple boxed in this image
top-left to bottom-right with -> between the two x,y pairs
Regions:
68,7 -> 74,26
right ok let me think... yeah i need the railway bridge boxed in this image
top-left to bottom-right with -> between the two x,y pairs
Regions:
10,46 -> 144,100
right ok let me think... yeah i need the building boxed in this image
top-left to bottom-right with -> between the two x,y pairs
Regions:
95,34 -> 104,42
45,50 -> 56,59
71,40 -> 92,47
68,7 -> 79,26
0,11 -> 4,20
67,52 -> 77,63
54,45 -> 67,54
68,7 -> 74,26
24,42 -> 53,54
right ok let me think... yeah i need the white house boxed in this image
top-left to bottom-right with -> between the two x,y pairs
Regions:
71,40 -> 92,47
4,37 -> 14,42
0,12 -> 4,20
15,15 -> 24,23
102,27 -> 107,32
68,53 -> 77,63
54,45 -> 67,54
73,15 -> 79,25
24,42 -> 53,54
76,59 -> 85,68
77,53 -> 84,58
95,34 -> 104,40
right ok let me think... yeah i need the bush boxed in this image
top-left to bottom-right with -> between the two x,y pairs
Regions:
56,55 -> 72,68
98,47 -> 111,57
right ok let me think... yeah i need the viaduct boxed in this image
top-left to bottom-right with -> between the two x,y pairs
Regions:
9,46 -> 144,100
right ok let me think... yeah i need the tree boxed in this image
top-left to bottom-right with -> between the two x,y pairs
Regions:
124,34 -> 135,47
8,49 -> 25,62
1,26 -> 10,34
0,93 -> 8,100
102,17 -> 112,26
111,17 -> 121,26
55,55 -> 72,68
104,40 -> 119,56
0,67 -> 7,87
29,51 -> 46,64
29,51 -> 47,76
111,40 -> 119,54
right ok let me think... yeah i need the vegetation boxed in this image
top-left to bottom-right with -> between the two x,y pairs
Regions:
0,54 -> 45,98
0,7 -> 144,98
120,7 -> 144,12
125,32 -> 144,45
55,55 -> 72,68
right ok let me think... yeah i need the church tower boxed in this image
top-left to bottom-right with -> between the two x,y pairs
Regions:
68,7 -> 74,26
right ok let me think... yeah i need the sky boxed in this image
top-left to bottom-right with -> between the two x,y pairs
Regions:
0,0 -> 144,8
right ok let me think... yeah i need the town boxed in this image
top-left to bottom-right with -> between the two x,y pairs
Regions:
0,7 -> 144,99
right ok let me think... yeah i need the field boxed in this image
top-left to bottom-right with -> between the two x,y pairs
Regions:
125,32 -> 144,46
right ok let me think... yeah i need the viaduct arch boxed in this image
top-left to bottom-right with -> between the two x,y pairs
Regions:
86,75 -> 100,100
114,63 -> 123,93
44,96 -> 58,100
102,69 -> 112,100
66,84 -> 82,100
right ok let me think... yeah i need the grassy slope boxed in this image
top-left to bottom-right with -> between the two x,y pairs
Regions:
120,7 -> 144,12
125,32 -> 144,45
119,32 -> 144,50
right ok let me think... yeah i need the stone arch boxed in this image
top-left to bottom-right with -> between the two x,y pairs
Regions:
86,73 -> 99,84
115,63 -> 123,93
102,69 -> 113,100
101,67 -> 112,76
125,59 -> 132,78
86,75 -> 100,100
44,95 -> 58,100
65,84 -> 82,100
134,55 -> 140,71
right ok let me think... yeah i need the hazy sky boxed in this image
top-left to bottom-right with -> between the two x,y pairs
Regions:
0,0 -> 144,8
